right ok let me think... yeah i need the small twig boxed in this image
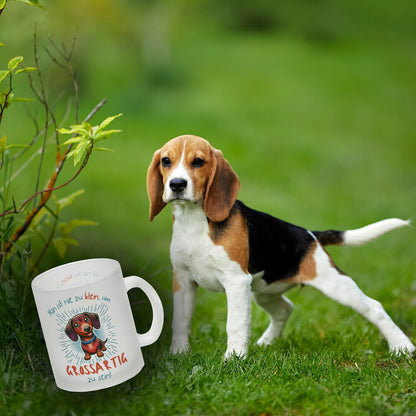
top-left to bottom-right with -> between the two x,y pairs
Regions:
31,208 -> 59,273
44,45 -> 66,70
0,197 -> 19,217
32,25 -> 49,207
46,35 -> 79,123
48,37 -> 68,62
25,102 -> 40,137
83,97 -> 107,123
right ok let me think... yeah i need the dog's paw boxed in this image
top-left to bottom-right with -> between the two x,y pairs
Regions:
389,342 -> 416,356
256,334 -> 274,347
224,346 -> 247,360
256,326 -> 277,346
170,343 -> 190,355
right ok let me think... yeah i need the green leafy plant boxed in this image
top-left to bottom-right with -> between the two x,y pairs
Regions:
0,55 -> 36,124
58,113 -> 122,166
0,42 -> 122,262
0,3 -> 122,359
27,189 -> 99,265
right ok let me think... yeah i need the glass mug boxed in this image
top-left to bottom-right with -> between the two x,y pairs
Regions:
31,258 -> 164,392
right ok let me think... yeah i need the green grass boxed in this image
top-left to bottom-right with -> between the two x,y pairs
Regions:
1,1 -> 416,415
2,329 -> 416,415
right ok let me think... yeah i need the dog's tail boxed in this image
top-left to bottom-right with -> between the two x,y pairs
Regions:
312,218 -> 410,247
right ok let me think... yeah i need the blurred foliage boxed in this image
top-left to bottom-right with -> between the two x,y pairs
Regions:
1,0 -> 415,275
3,0 -> 415,111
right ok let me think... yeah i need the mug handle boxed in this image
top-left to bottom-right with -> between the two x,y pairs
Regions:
124,276 -> 164,347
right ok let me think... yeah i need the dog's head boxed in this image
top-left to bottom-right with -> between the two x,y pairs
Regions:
65,312 -> 101,342
147,135 -> 240,223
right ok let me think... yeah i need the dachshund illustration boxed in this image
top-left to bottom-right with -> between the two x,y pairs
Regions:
65,312 -> 107,360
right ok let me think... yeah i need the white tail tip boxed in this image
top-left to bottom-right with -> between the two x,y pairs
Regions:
343,218 -> 410,247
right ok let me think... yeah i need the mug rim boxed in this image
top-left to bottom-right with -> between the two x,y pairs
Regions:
31,258 -> 120,293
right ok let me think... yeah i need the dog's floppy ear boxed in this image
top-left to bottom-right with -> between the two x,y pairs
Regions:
147,149 -> 167,221
65,319 -> 79,341
204,148 -> 240,222
85,312 -> 100,329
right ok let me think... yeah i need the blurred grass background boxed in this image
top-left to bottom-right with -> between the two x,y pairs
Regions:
1,0 -> 416,414
2,0 -> 415,334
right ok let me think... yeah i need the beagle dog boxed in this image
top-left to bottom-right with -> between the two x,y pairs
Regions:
65,312 -> 107,360
147,134 -> 415,358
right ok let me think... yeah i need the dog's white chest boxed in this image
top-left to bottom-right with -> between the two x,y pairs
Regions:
170,204 -> 236,292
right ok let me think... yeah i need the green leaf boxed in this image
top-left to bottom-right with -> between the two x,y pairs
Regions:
97,113 -> 123,132
8,56 -> 23,72
0,0 -> 6,10
12,0 -> 45,9
0,70 -> 9,84
73,140 -> 91,166
6,144 -> 30,150
94,129 -> 122,142
93,147 -> 113,152
1,91 -> 13,108
58,125 -> 89,136
29,206 -> 50,229
10,97 -> 35,103
56,189 -> 85,212
53,237 -> 78,259
52,238 -> 66,258
15,67 -> 37,74
60,135 -> 84,146
54,218 -> 98,257
64,148 -> 77,160
57,127 -> 77,135
0,135 -> 7,153
59,219 -> 98,237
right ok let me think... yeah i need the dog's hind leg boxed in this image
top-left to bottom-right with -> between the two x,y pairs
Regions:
305,244 -> 415,354
254,293 -> 294,346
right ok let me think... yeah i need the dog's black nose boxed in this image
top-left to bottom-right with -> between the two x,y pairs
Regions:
170,178 -> 187,193
84,326 -> 91,332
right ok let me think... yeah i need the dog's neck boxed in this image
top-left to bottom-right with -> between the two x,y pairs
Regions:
172,200 -> 206,224
171,200 -> 211,243
80,334 -> 96,344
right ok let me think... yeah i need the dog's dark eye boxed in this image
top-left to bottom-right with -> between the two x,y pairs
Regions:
192,158 -> 205,168
74,323 -> 79,328
84,317 -> 90,323
161,157 -> 171,167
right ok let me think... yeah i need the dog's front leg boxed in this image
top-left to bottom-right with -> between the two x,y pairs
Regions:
224,274 -> 252,359
171,274 -> 198,354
